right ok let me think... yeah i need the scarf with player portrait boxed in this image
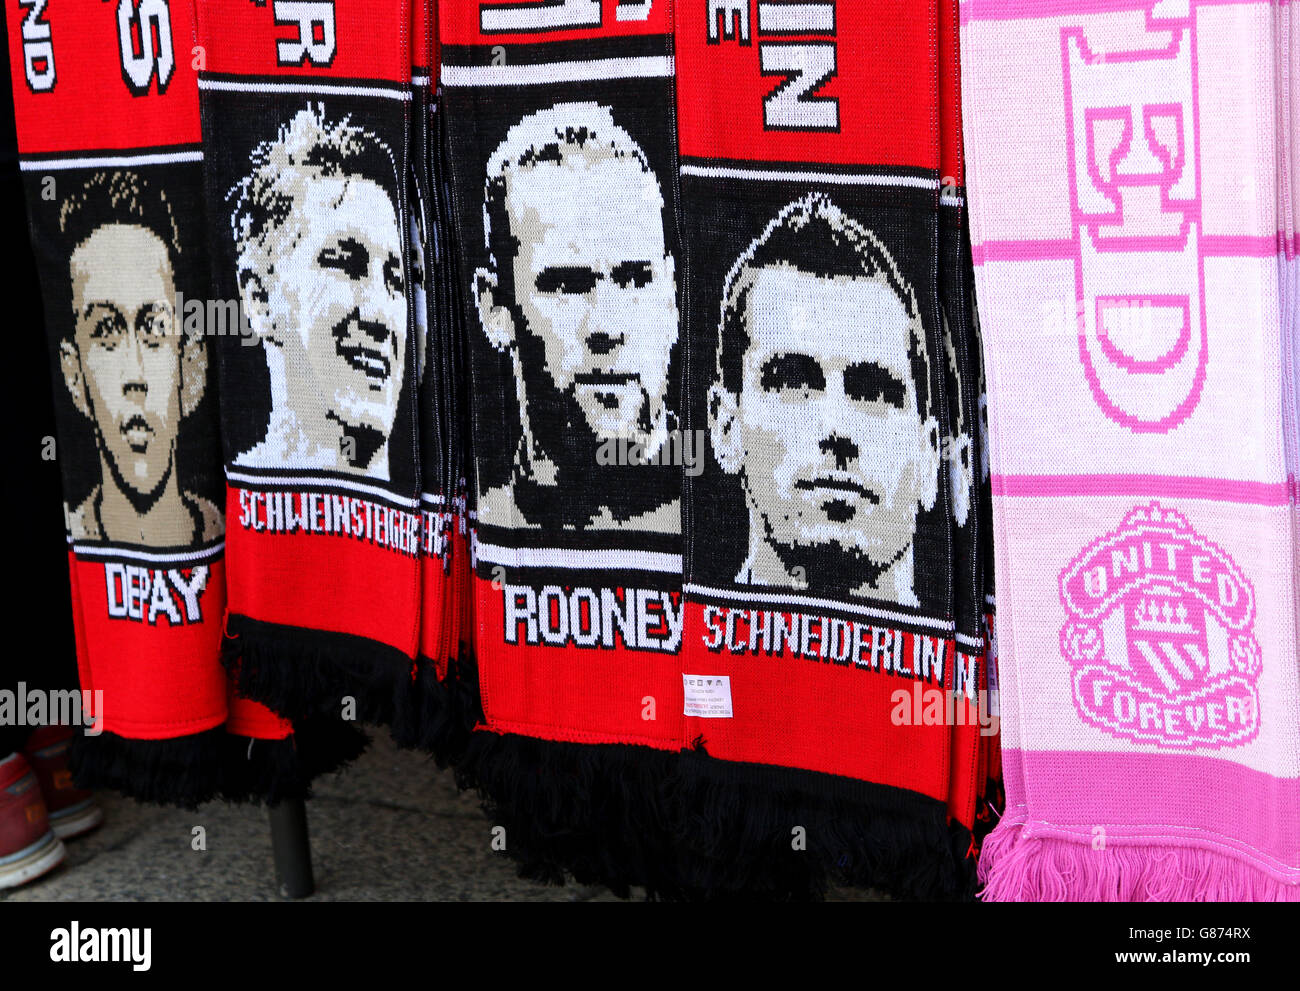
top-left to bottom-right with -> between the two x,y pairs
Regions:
195,0 -> 425,731
962,0 -> 1300,900
669,0 -> 979,900
442,0 -> 983,900
6,0 -> 360,805
439,0 -> 692,896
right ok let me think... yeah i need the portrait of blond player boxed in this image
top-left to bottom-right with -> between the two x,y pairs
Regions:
708,194 -> 941,606
58,171 -> 221,547
230,105 -> 406,481
473,102 -> 679,531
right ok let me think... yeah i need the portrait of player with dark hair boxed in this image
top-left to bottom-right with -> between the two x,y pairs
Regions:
58,170 -> 220,546
472,101 -> 679,531
229,104 -> 406,480
708,194 -> 941,606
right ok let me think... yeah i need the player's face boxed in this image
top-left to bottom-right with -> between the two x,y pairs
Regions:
505,154 -> 677,439
737,265 -> 931,571
70,224 -> 180,501
271,174 -> 406,444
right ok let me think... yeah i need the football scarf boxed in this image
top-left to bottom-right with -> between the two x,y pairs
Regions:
442,0 -> 982,900
670,0 -> 975,899
6,0 -> 364,805
195,0 -> 423,727
8,0 -> 231,803
1279,0 -> 1299,562
961,0 -> 1300,899
398,0 -> 479,759
403,0 -> 450,748
938,0 -> 996,840
439,0 -> 687,896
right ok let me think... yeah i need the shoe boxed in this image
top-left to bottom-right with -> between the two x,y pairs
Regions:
0,752 -> 66,889
22,727 -> 103,840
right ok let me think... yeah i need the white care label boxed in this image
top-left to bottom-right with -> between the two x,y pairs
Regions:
682,674 -> 733,718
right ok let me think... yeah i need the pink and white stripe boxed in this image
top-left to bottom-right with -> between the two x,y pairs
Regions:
962,0 -> 1300,899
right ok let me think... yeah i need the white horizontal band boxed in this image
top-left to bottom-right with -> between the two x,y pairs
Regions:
71,542 -> 224,566
21,150 -> 202,171
225,468 -> 418,508
441,55 -> 673,87
474,537 -> 681,574
198,78 -> 411,100
681,163 -> 939,189
684,582 -> 954,635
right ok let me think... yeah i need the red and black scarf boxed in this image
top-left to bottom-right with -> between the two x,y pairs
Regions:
6,0 -> 361,805
443,0 -> 991,899
194,0 -> 427,730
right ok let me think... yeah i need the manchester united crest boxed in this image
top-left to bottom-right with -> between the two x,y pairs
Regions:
1059,503 -> 1261,749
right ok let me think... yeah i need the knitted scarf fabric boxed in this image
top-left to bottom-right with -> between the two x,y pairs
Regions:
9,0 -> 229,793
5,0 -> 355,805
403,0 -> 480,760
408,0 -> 451,749
961,0 -> 1300,899
439,0 -> 989,900
672,0 -> 977,899
439,0 -> 689,895
196,0 -> 425,728
939,0 -> 997,837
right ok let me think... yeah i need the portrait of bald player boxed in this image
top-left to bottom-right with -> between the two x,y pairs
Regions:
230,105 -> 406,481
473,102 -> 679,531
58,171 -> 221,547
708,194 -> 941,606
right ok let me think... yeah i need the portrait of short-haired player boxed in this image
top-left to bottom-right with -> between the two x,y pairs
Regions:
472,102 -> 679,531
230,105 -> 406,481
58,171 -> 220,546
708,194 -> 941,606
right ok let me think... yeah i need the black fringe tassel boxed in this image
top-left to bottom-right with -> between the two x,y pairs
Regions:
68,726 -> 228,809
390,647 -> 482,767
69,717 -> 369,809
222,614 -> 414,725
218,715 -> 371,805
455,730 -> 977,901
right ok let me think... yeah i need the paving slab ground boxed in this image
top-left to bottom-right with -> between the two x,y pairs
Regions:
3,731 -> 880,901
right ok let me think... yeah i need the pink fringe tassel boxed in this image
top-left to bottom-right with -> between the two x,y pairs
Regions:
977,815 -> 1300,901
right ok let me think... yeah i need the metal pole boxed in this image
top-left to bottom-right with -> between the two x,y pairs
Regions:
267,798 -> 314,899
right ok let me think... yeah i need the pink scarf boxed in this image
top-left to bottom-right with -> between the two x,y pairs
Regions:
962,0 -> 1300,899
